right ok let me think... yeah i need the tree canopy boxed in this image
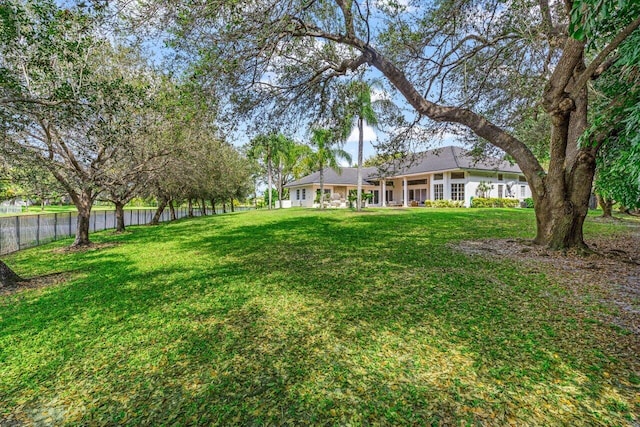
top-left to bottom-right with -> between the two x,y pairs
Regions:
136,0 -> 640,248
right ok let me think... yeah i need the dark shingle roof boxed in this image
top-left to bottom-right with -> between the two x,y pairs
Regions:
285,146 -> 521,187
386,146 -> 521,176
285,167 -> 378,188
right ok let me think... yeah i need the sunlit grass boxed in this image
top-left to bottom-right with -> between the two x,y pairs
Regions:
0,208 -> 637,425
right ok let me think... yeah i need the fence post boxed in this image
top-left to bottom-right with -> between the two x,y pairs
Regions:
54,213 -> 58,240
36,214 -> 40,246
15,215 -> 20,250
69,212 -> 72,237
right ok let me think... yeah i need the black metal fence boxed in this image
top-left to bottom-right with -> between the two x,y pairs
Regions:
0,206 -> 253,256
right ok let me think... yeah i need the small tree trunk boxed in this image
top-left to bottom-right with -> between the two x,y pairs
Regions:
71,189 -> 93,247
169,199 -> 177,221
188,199 -> 194,217
0,260 -> 23,288
230,197 -> 235,212
201,198 -> 207,215
211,198 -> 216,214
357,115 -> 364,212
150,197 -> 168,225
223,201 -> 227,213
114,201 -> 126,233
596,194 -> 613,218
73,206 -> 91,247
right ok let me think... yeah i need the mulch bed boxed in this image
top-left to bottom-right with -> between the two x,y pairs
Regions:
452,230 -> 640,336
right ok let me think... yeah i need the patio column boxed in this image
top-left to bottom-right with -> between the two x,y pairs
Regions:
381,180 -> 387,207
403,177 -> 408,207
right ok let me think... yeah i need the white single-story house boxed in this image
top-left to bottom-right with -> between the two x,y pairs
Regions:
284,145 -> 532,208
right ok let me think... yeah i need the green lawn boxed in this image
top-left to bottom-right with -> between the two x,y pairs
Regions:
0,208 -> 637,425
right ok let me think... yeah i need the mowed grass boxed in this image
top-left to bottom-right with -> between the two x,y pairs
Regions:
0,208 -> 637,425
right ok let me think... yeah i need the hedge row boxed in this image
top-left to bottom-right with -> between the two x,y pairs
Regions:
423,200 -> 465,208
470,197 -> 520,208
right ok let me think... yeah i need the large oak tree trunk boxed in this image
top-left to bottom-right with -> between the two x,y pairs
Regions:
0,260 -> 22,288
115,201 -> 126,233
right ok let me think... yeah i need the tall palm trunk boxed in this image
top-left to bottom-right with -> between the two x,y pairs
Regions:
356,115 -> 364,212
319,162 -> 325,209
278,163 -> 283,209
267,149 -> 273,209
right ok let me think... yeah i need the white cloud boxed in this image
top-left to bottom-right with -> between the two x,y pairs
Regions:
346,123 -> 377,143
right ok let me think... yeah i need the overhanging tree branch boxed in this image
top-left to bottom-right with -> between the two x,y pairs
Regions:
570,15 -> 640,99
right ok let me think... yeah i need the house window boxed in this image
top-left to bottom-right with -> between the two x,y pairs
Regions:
302,189 -> 306,200
451,183 -> 465,201
407,179 -> 428,185
370,190 -> 379,204
434,173 -> 444,180
296,189 -> 300,200
434,184 -> 444,200
498,173 -> 503,181
519,176 -> 527,182
385,190 -> 393,203
451,171 -> 465,179
521,185 -> 526,197
498,184 -> 503,199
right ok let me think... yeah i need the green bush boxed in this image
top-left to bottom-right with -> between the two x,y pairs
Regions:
423,200 -> 465,208
470,197 -> 520,208
523,197 -> 535,208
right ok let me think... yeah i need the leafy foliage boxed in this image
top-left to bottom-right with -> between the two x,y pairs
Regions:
471,197 -> 520,208
423,200 -> 465,208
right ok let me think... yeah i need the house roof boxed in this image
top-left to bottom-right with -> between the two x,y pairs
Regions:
285,145 -> 522,188
383,145 -> 522,177
285,166 -> 378,188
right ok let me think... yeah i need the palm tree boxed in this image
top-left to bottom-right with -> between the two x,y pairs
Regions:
248,133 -> 292,209
308,128 -> 352,209
342,79 -> 395,210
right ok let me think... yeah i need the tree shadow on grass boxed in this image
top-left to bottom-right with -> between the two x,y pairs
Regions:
1,210 -> 637,425
163,212 -> 639,425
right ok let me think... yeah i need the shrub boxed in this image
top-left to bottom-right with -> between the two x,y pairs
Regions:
523,197 -> 535,208
423,200 -> 465,208
471,197 -> 520,208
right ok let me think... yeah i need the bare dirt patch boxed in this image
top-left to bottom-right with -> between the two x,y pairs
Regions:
452,228 -> 640,336
0,272 -> 70,296
52,242 -> 120,254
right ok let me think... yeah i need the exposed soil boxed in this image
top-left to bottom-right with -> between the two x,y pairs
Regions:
452,220 -> 640,336
51,242 -> 120,254
0,272 -> 70,296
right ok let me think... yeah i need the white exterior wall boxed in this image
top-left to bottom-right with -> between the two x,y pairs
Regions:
465,172 -> 532,205
289,185 -> 315,208
287,170 -> 532,208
